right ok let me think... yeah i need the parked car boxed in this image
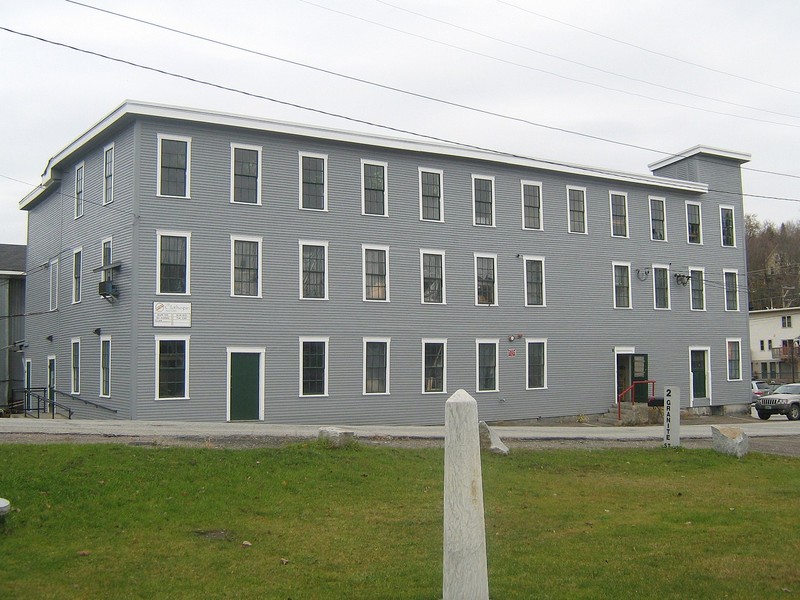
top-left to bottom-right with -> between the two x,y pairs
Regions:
754,383 -> 800,420
752,380 -> 771,401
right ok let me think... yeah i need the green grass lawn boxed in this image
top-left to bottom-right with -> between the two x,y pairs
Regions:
1,442 -> 798,599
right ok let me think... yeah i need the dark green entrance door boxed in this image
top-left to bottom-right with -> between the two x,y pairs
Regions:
632,354 -> 649,404
230,352 -> 261,421
691,350 -> 707,399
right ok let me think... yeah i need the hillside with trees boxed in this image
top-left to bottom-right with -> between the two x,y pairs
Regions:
746,215 -> 800,310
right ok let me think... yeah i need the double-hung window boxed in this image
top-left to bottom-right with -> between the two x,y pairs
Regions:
476,340 -> 498,392
157,135 -> 191,198
419,168 -> 443,222
724,269 -> 739,311
300,153 -> 327,210
74,163 -> 84,219
567,186 -> 587,234
473,176 -> 495,226
720,206 -> 736,247
524,256 -> 545,306
420,250 -> 445,304
474,253 -> 498,306
231,144 -> 261,204
103,144 -> 114,205
157,231 -> 190,294
363,338 -> 390,395
101,238 -> 113,283
783,316 -> 792,328
363,245 -> 389,301
300,337 -> 328,396
687,202 -> 702,244
727,339 -> 742,381
100,336 -> 111,398
362,160 -> 387,216
653,264 -> 670,310
610,192 -> 628,238
299,241 -> 328,300
521,181 -> 543,230
690,268 -> 705,310
613,262 -> 631,309
526,340 -> 547,389
72,248 -> 82,304
156,335 -> 189,400
231,235 -> 262,297
650,197 -> 666,241
422,339 -> 446,393
71,338 -> 81,395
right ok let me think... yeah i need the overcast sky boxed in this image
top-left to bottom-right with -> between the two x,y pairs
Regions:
2,0 -> 798,245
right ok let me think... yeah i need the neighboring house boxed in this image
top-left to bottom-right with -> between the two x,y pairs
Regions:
0,244 -> 26,406
749,307 -> 800,383
19,101 -> 751,424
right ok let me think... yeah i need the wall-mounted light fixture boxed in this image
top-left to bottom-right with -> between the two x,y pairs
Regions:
93,328 -> 102,336
46,335 -> 53,342
508,333 -> 524,342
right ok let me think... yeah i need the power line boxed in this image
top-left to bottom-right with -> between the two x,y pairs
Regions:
370,0 -> 800,121
296,0 -> 800,130
494,0 -> 800,96
2,26 -> 800,205
55,4 -> 800,183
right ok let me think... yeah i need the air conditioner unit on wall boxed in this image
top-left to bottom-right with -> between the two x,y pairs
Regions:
98,280 -> 118,299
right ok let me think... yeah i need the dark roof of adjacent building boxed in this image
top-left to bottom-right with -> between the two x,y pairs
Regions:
0,244 -> 26,275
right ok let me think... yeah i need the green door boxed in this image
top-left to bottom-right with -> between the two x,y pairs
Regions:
230,352 -> 261,421
691,350 -> 707,399
632,354 -> 649,403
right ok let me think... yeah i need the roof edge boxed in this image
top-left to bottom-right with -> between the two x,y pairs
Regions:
648,145 -> 751,172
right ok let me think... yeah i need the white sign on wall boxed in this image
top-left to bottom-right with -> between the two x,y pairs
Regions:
153,302 -> 192,327
663,387 -> 681,447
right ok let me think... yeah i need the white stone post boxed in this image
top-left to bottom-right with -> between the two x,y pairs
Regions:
443,389 -> 489,600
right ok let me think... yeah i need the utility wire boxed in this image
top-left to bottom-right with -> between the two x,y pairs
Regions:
57,3 -> 800,182
494,0 -> 800,96
371,0 -> 800,120
2,26 -> 800,204
297,0 -> 800,129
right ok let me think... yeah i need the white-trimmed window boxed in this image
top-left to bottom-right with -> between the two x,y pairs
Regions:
687,201 -> 702,244
420,250 -> 446,304
690,267 -> 705,310
521,180 -> 543,230
49,258 -> 59,311
155,335 -> 190,400
299,241 -> 328,300
74,162 -> 84,219
230,235 -> 262,297
72,248 -> 82,304
300,337 -> 328,397
472,175 -> 495,226
362,160 -> 387,216
71,338 -> 81,395
363,338 -> 390,395
422,339 -> 446,394
653,264 -> 670,310
363,245 -> 389,302
100,335 -> 111,398
613,262 -> 631,309
230,143 -> 261,205
103,144 -> 114,205
567,186 -> 587,234
783,316 -> 792,329
300,152 -> 327,211
727,338 -> 742,381
610,191 -> 628,238
157,134 -> 191,198
724,269 -> 739,311
649,197 -> 666,241
101,237 -> 113,283
474,253 -> 498,306
526,339 -> 547,389
419,168 -> 443,222
720,206 -> 736,247
476,339 -> 499,392
157,230 -> 191,295
524,256 -> 546,307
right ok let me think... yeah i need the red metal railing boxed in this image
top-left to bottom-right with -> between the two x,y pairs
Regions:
617,380 -> 657,420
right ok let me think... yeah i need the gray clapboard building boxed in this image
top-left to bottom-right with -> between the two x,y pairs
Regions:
19,101 -> 751,424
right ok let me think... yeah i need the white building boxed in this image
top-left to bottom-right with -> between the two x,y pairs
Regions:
749,307 -> 800,383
